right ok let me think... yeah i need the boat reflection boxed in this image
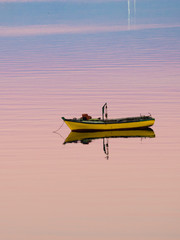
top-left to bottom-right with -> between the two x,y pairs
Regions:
63,128 -> 155,159
64,128 -> 155,144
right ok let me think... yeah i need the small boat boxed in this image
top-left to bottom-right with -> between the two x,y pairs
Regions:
62,103 -> 155,132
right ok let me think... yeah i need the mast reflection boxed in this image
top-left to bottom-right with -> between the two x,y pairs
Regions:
63,128 -> 155,159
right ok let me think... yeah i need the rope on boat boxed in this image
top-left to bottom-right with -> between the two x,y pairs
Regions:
53,130 -> 65,140
53,121 -> 65,133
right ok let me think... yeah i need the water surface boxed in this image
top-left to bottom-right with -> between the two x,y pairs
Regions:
0,0 -> 180,239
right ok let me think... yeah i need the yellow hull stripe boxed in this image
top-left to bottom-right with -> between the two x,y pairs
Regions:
64,119 -> 155,131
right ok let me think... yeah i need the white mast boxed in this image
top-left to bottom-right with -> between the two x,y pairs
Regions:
128,0 -> 131,29
128,0 -> 137,30
134,0 -> 136,26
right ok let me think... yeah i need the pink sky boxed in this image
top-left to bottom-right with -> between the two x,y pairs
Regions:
0,23 -> 180,37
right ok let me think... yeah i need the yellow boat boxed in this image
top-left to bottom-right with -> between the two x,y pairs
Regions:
62,103 -> 155,132
64,129 -> 155,144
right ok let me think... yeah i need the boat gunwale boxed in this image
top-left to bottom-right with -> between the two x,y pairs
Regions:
62,116 -> 155,125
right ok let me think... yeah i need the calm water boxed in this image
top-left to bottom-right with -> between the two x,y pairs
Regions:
0,1 -> 180,239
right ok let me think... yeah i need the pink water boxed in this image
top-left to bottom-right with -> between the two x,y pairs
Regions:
0,29 -> 180,239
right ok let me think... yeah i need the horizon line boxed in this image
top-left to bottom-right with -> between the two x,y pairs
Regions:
0,23 -> 179,37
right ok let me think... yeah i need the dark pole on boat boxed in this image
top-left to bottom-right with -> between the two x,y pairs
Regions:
105,104 -> 108,120
102,103 -> 108,120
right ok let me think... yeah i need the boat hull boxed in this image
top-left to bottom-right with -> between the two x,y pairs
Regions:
63,118 -> 155,132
